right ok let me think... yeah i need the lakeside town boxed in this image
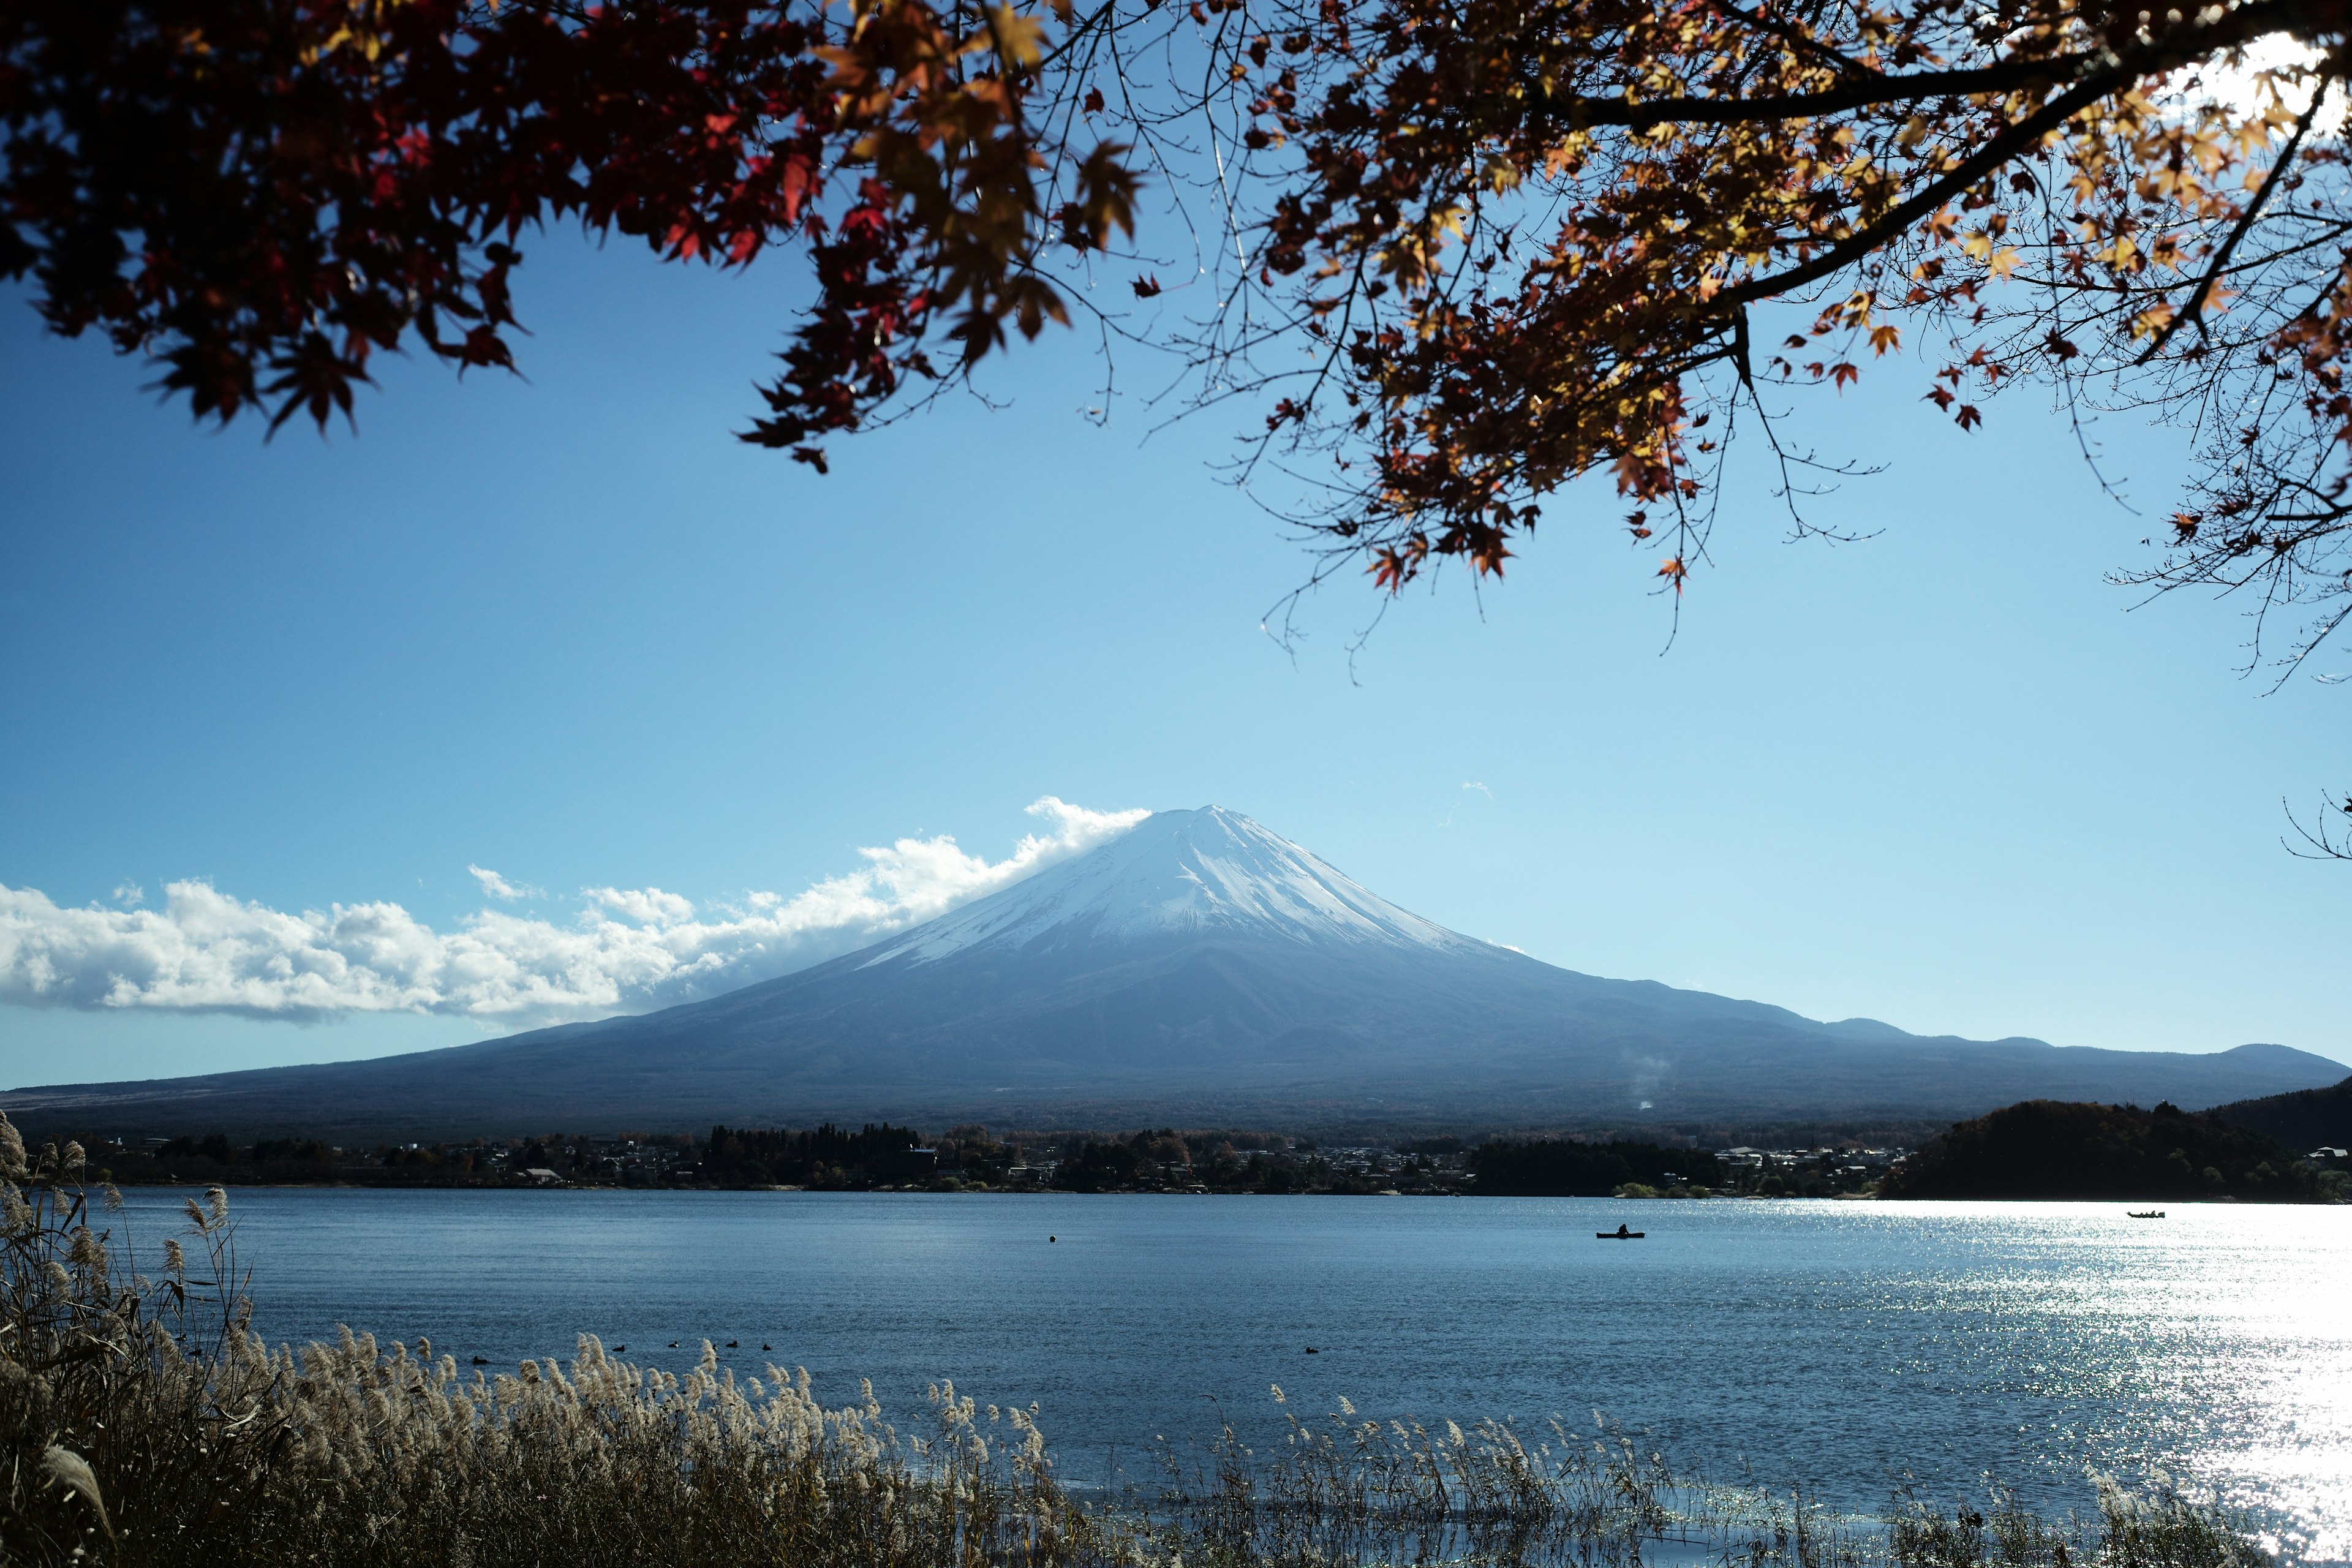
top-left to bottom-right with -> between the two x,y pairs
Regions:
54,1124 -> 1923,1199
58,1098 -> 2349,1204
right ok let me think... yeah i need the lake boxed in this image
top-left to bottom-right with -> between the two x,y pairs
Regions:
108,1188 -> 2349,1559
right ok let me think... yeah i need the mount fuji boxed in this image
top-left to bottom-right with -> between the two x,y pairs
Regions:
9,807 -> 2342,1137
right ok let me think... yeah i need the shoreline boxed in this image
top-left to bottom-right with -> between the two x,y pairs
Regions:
88,1180 -> 2332,1204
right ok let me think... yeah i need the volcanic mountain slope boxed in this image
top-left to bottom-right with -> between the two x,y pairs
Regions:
9,808 -> 2343,1139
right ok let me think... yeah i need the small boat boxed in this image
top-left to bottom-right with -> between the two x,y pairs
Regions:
2127,1210 -> 2165,1219
1596,1226 -> 1645,1240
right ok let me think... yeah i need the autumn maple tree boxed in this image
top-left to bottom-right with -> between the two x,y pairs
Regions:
6,0 -> 2352,717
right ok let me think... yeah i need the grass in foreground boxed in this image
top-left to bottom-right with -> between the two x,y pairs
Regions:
0,1117 -> 2278,1568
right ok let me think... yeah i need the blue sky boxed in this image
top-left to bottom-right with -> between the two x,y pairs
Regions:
2,230 -> 2347,1088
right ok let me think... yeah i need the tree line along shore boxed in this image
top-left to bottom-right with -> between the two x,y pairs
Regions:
47,1080 -> 2352,1202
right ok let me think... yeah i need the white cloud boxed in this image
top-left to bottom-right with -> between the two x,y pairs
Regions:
1441,780 -> 1494,827
0,797 -> 1148,1027
587,886 -> 693,924
467,865 -> 541,902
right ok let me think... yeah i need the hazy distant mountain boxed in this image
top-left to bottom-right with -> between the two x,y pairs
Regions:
9,807 -> 2343,1139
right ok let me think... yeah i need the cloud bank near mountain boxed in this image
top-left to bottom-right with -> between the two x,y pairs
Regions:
0,797 -> 1148,1025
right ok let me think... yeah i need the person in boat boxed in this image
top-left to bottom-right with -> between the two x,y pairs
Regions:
1613,1223 -> 1631,1237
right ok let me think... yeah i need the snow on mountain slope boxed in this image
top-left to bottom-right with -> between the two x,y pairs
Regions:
858,806 -> 1479,965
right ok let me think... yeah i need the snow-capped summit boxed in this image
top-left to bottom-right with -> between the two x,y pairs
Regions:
861,806 -> 1473,967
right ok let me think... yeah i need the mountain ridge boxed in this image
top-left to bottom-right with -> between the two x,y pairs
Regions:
8,807 -> 2342,1139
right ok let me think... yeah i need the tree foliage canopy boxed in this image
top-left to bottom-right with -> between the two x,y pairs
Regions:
1880,1097 -> 2348,1200
7,0 -> 2352,679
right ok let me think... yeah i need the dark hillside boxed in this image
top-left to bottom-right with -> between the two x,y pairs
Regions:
2214,1075 -> 2352,1152
1470,1139 -> 1724,1195
1881,1099 -> 2348,1202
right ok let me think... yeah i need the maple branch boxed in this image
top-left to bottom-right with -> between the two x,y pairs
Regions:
2283,791 -> 2352,859
2225,216 -> 2352,271
1534,0 -> 2331,133
2136,78 -> 2331,362
1036,0 -> 1121,70
1716,66 -> 2125,307
1704,0 -> 1871,80
1539,52 -> 2101,130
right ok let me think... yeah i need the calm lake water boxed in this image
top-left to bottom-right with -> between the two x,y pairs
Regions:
110,1189 -> 2350,1559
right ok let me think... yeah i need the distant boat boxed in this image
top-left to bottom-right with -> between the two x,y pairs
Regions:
2127,1210 -> 2165,1219
1597,1225 -> 1645,1240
